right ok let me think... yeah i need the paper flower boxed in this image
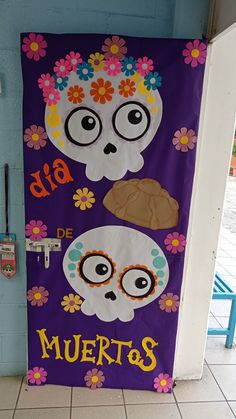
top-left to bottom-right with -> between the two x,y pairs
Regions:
104,57 -> 121,76
182,39 -> 207,67
27,286 -> 49,307
65,51 -> 82,71
88,52 -> 105,72
54,75 -> 68,91
24,125 -> 47,150
102,35 -> 127,60
159,293 -> 180,313
90,78 -> 114,104
154,373 -> 173,393
25,220 -> 47,241
164,232 -> 186,254
77,62 -> 94,81
27,367 -> 47,385
135,56 -> 154,76
144,71 -> 162,91
54,58 -> 70,77
43,88 -> 60,106
119,79 -> 136,97
84,368 -> 105,389
61,293 -> 83,313
121,56 -> 136,76
67,85 -> 84,104
172,128 -> 197,152
22,33 -> 47,61
38,73 -> 55,91
73,187 -> 95,210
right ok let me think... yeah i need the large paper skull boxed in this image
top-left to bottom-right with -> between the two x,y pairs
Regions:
44,48 -> 163,181
63,226 -> 169,322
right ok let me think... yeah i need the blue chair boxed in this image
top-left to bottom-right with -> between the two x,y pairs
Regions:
208,272 -> 236,348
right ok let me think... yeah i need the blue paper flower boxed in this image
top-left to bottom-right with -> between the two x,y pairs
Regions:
144,72 -> 162,91
121,56 -> 136,76
54,75 -> 68,91
77,62 -> 94,81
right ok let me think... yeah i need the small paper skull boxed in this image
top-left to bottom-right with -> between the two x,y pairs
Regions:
63,226 -> 169,322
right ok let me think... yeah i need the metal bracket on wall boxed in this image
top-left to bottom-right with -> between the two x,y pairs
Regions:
26,238 -> 62,269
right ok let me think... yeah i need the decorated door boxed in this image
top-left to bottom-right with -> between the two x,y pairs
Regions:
21,33 -> 206,391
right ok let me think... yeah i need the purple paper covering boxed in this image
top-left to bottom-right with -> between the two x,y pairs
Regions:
21,33 -> 206,391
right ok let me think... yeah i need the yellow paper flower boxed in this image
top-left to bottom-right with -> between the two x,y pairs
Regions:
73,187 -> 95,210
88,52 -> 105,72
61,293 -> 82,313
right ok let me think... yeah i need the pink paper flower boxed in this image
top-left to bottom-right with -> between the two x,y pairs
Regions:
159,293 -> 180,313
43,87 -> 60,105
154,373 -> 173,393
22,33 -> 47,61
104,57 -> 121,76
27,367 -> 47,385
38,73 -> 55,91
65,51 -> 82,71
54,58 -> 70,77
182,39 -> 207,67
84,368 -> 105,390
24,125 -> 47,150
164,232 -> 186,254
135,56 -> 154,76
102,35 -> 127,60
27,286 -> 49,307
25,220 -> 47,241
172,127 -> 197,152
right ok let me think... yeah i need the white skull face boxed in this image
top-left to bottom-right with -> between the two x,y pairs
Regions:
45,70 -> 162,181
63,226 -> 169,322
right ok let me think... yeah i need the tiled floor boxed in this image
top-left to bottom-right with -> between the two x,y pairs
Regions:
0,179 -> 236,419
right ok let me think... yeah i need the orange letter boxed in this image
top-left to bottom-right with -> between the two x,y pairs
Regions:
30,171 -> 50,198
53,159 -> 74,184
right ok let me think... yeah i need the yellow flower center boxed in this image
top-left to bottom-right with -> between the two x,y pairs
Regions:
165,299 -> 173,307
34,372 -> 41,379
91,375 -> 99,383
180,135 -> 189,145
30,42 -> 39,52
110,44 -> 119,54
98,87 -> 106,95
73,92 -> 79,97
160,379 -> 167,387
171,239 -> 179,247
191,48 -> 200,58
34,292 -> 42,300
31,133 -> 39,141
32,227 -> 40,234
124,85 -> 130,92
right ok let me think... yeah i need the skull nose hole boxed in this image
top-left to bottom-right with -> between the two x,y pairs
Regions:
105,291 -> 117,301
103,143 -> 117,155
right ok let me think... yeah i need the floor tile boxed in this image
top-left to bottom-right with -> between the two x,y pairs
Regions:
123,389 -> 175,404
14,408 -> 70,419
229,402 -> 236,415
174,365 -> 224,402
209,365 -> 236,400
179,402 -> 235,419
126,403 -> 181,419
72,387 -> 123,406
208,316 -> 221,328
0,376 -> 22,409
205,337 -> 236,364
210,300 -> 231,317
216,316 -> 236,334
17,382 -> 71,408
72,405 -> 126,419
0,411 -> 13,419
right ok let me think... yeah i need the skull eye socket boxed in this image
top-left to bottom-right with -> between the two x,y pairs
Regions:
78,252 -> 115,285
112,101 -> 151,141
119,266 -> 156,299
64,107 -> 102,146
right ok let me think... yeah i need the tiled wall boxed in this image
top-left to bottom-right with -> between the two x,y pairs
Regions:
0,0 -> 209,375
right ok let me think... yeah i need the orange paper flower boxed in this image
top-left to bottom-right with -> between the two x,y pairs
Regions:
119,79 -> 136,97
67,85 -> 84,104
90,78 -> 114,104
